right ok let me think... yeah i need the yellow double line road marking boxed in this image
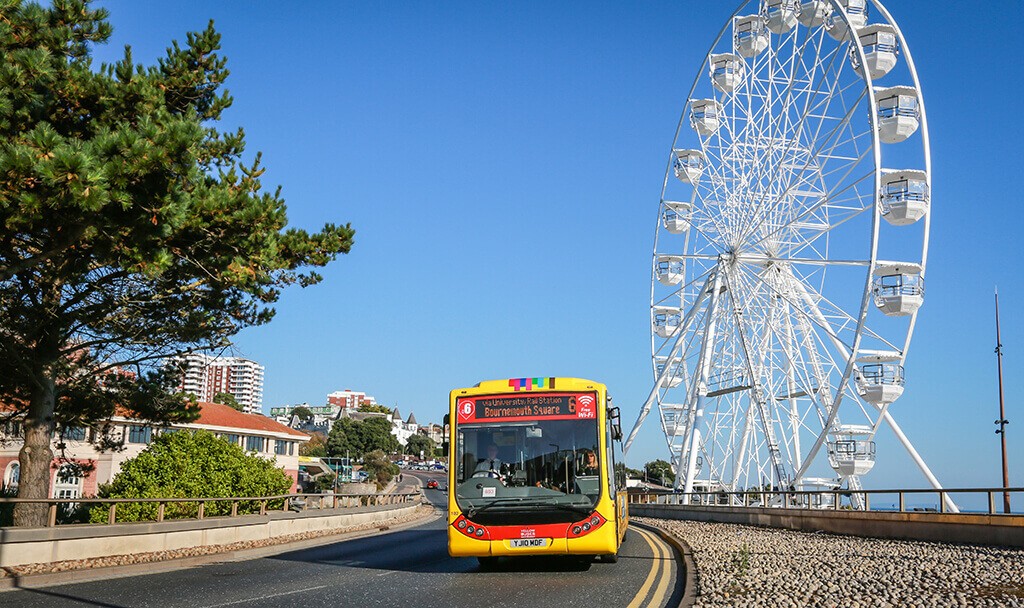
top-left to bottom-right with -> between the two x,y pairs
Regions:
627,527 -> 674,608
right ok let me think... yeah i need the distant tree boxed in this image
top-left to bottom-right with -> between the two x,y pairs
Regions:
356,404 -> 392,415
0,2 -> 354,526
89,430 -> 291,522
313,471 -> 336,493
213,392 -> 243,412
291,406 -> 314,422
615,463 -> 643,478
327,418 -> 361,457
357,416 -> 400,455
644,459 -> 676,485
362,449 -> 398,487
406,434 -> 435,458
299,431 -> 327,457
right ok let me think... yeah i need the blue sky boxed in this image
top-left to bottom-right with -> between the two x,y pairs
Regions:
91,1 -> 1022,491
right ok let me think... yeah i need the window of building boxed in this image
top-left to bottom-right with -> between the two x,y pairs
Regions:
245,436 -> 265,452
289,442 -> 295,456
64,426 -> 87,441
54,464 -> 82,500
128,425 -> 152,444
223,434 -> 240,446
3,462 -> 19,490
274,440 -> 286,455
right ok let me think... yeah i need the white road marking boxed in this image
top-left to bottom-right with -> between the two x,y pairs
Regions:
201,584 -> 330,607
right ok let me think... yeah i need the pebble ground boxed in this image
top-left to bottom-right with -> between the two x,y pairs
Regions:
639,517 -> 1024,607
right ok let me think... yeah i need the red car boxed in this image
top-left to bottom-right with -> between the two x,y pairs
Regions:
426,479 -> 439,489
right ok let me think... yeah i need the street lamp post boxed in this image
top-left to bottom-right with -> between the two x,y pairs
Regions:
994,289 -> 1011,514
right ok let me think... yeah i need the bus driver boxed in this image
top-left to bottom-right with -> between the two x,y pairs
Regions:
474,443 -> 503,476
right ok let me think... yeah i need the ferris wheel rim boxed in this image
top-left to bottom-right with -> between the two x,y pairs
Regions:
644,0 -> 931,493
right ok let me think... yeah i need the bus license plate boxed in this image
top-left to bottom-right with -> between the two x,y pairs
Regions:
510,538 -> 548,548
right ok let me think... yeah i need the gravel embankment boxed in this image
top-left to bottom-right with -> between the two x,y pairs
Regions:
638,517 -> 1024,608
2,504 -> 434,578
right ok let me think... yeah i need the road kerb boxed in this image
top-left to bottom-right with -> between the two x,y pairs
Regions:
634,521 -> 697,608
0,506 -> 440,592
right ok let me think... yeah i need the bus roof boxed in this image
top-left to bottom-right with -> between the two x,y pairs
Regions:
459,377 -> 605,394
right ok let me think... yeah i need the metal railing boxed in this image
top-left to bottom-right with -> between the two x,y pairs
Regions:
627,487 -> 1024,516
0,492 -> 422,528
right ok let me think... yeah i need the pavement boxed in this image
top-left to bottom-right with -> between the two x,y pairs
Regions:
2,470 -> 686,607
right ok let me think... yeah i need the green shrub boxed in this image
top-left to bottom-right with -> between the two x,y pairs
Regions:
89,430 -> 292,523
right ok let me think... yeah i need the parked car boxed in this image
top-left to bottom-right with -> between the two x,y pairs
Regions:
426,479 -> 439,489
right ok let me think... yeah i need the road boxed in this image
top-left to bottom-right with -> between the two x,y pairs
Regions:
5,471 -> 685,607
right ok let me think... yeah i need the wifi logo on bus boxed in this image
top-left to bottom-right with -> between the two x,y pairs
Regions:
576,395 -> 596,419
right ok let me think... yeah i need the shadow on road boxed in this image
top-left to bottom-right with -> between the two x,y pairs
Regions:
7,584 -> 129,608
268,527 -> 467,574
268,524 -> 670,576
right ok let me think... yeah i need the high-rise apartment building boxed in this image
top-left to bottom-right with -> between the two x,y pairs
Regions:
173,354 -> 265,415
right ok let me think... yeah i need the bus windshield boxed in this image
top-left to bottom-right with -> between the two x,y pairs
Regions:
454,418 -> 602,516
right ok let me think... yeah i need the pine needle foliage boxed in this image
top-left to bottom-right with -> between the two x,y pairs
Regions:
0,0 -> 354,525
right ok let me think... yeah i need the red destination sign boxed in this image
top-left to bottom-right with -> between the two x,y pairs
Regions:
456,392 -> 598,423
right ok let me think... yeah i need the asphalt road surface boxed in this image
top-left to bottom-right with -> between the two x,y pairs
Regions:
4,471 -> 684,607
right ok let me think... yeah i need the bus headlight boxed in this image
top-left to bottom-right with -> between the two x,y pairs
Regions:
475,527 -> 485,537
458,519 -> 467,529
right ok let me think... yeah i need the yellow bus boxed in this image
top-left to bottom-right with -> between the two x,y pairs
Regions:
446,377 -> 628,568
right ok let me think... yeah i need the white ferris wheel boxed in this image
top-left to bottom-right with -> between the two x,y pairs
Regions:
626,0 -> 955,510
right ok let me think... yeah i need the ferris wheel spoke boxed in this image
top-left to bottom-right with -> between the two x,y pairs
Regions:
732,42 -> 846,220
730,119 -> 872,253
787,265 -> 903,352
744,169 -> 875,266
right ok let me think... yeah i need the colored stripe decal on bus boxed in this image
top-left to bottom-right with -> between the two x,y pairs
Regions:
508,377 -> 556,391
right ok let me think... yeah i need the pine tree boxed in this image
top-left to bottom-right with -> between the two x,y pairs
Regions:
0,0 -> 354,526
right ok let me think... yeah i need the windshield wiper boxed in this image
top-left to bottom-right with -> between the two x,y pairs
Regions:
466,498 -> 592,518
536,502 -> 593,516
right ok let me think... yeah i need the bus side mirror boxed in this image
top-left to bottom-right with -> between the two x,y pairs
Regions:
608,407 -> 623,441
442,413 -> 450,454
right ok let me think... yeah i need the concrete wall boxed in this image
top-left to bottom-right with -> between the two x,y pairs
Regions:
632,504 -> 1024,548
0,503 -> 418,569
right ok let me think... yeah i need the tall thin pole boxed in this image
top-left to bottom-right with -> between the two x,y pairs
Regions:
994,288 -> 1011,514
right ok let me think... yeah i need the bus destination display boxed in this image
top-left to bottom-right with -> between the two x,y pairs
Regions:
457,393 -> 597,422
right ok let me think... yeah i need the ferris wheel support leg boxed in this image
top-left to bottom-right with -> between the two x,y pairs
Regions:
625,273 -> 715,454
881,409 -> 959,513
681,269 -> 726,503
731,401 -> 756,491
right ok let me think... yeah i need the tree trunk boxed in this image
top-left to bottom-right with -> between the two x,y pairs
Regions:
13,375 -> 56,527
